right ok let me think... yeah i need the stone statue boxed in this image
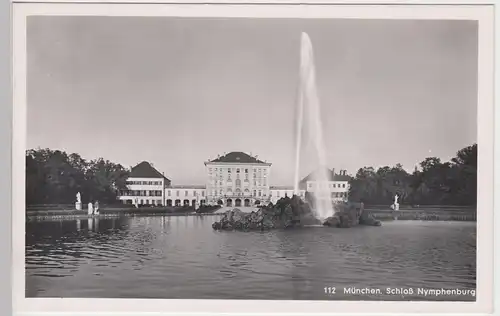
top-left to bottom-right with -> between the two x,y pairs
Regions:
75,192 -> 82,211
392,194 -> 400,211
88,202 -> 94,216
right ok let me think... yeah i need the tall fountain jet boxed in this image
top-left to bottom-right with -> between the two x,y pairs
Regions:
293,32 -> 335,221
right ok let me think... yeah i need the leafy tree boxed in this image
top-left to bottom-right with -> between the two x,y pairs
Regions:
348,144 -> 477,206
25,148 -> 130,205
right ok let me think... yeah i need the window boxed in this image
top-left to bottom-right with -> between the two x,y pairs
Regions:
167,190 -> 171,196
202,191 -> 205,197
235,179 -> 241,187
185,191 -> 188,196
258,191 -> 261,197
253,190 -> 257,196
343,184 -> 346,188
176,191 -> 179,196
236,168 -> 240,173
245,169 -> 248,173
228,169 -> 232,173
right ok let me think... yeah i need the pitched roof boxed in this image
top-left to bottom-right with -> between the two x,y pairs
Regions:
129,161 -> 169,180
208,152 -> 269,164
299,167 -> 351,184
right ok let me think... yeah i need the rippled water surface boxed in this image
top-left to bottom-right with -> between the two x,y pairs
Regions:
26,216 -> 476,300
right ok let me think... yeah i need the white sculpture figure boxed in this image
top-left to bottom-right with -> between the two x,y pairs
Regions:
88,202 -> 94,216
392,194 -> 400,211
134,198 -> 139,208
75,192 -> 82,211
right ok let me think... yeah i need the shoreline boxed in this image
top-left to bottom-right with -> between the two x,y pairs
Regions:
25,207 -> 477,222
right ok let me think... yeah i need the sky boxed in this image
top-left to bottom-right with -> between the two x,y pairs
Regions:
27,16 -> 478,185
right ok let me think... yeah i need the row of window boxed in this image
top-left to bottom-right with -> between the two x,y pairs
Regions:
124,199 -> 163,205
211,179 -> 267,187
210,189 -> 266,197
208,167 -> 267,174
166,190 -> 205,197
308,183 -> 347,189
123,199 -> 207,207
121,190 -> 163,196
126,181 -> 163,185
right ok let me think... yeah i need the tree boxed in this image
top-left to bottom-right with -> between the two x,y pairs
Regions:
25,148 -> 130,205
348,144 -> 477,206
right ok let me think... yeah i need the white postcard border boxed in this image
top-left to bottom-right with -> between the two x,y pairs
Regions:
12,3 -> 494,314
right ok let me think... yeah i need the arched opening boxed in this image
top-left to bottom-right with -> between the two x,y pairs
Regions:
192,199 -> 197,206
217,200 -> 223,205
166,199 -> 172,206
254,200 -> 261,206
235,188 -> 241,196
244,199 -> 250,207
183,199 -> 189,206
235,198 -> 242,207
175,199 -> 181,207
226,199 -> 233,207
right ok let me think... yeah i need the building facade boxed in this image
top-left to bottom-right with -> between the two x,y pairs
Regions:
298,168 -> 350,202
165,185 -> 206,207
117,152 -> 351,207
204,152 -> 272,207
118,161 -> 170,206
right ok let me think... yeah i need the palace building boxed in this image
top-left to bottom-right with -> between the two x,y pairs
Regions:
204,152 -> 272,207
117,152 -> 351,207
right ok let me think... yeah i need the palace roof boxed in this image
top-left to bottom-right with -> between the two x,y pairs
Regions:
299,168 -> 351,184
208,152 -> 269,164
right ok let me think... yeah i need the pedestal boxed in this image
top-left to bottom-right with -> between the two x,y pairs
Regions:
75,202 -> 82,211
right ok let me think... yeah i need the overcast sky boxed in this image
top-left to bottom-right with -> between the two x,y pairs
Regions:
27,16 -> 478,185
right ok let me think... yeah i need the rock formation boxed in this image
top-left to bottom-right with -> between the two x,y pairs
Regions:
212,195 -> 381,231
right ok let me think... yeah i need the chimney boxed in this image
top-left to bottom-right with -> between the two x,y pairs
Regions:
332,168 -> 336,175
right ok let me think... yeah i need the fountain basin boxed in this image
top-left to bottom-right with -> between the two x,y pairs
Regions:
211,195 -> 381,231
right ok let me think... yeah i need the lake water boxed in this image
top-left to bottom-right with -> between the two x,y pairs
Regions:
26,216 -> 476,301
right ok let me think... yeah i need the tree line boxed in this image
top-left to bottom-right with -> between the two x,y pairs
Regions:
348,144 -> 477,206
26,144 -> 477,207
26,148 -> 130,205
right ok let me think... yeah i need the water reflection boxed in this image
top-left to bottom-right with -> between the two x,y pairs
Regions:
26,217 -> 476,300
